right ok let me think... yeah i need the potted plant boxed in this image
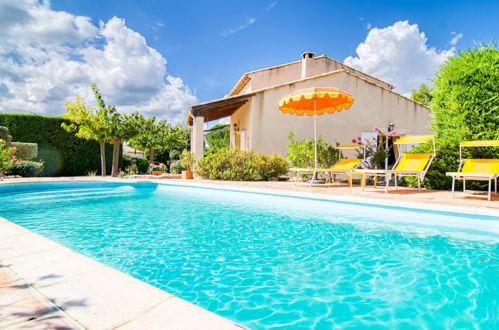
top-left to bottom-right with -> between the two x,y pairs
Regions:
180,150 -> 196,179
149,163 -> 166,176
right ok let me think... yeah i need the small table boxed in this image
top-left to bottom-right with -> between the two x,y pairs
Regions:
349,170 -> 387,190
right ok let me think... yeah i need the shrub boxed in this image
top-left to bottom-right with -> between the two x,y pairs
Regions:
286,132 -> 340,168
0,139 -> 16,174
257,154 -> 289,180
0,114 -> 117,176
197,148 -> 260,181
197,148 -> 289,181
0,126 -> 12,143
123,156 -> 149,174
11,142 -> 38,160
169,159 -> 183,174
7,161 -> 44,177
136,158 -> 149,173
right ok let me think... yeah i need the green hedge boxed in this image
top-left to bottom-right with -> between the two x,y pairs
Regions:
0,114 -> 117,176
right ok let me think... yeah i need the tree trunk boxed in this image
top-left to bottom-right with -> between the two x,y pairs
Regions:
111,139 -> 121,177
149,146 -> 154,164
99,141 -> 106,176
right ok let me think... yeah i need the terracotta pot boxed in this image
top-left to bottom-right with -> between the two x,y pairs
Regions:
151,170 -> 163,176
182,170 -> 193,179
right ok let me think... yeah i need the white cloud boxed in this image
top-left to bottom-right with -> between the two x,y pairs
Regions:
220,17 -> 257,37
450,32 -> 463,46
0,0 -> 196,123
344,21 -> 455,94
220,1 -> 278,37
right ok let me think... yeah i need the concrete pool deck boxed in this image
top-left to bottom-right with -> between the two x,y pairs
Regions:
0,217 -> 242,329
1,177 -> 498,329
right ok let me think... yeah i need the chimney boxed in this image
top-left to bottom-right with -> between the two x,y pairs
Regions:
301,51 -> 316,79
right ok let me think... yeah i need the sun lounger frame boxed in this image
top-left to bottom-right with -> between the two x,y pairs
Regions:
445,140 -> 499,201
290,144 -> 365,186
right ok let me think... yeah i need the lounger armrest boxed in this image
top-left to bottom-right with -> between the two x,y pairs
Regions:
387,170 -> 422,175
354,169 -> 387,174
290,168 -> 329,172
446,172 -> 497,178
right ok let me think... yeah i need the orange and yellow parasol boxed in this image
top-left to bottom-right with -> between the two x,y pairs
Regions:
278,87 -> 354,176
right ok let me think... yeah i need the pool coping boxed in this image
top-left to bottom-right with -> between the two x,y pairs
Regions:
0,216 -> 243,329
151,179 -> 499,218
1,177 -> 498,217
1,178 -> 497,329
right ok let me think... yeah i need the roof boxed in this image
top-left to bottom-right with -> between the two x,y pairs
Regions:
186,69 -> 429,125
229,54 -> 395,96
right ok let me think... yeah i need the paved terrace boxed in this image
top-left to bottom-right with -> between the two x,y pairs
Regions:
1,177 -> 498,329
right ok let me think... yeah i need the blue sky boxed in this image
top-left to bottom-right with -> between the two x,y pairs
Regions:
52,0 -> 498,102
0,0 -> 497,122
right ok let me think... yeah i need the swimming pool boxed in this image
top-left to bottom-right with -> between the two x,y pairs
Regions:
1,182 -> 498,329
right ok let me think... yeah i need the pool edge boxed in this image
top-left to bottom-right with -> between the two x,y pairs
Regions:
1,177 -> 498,218
0,216 -> 243,330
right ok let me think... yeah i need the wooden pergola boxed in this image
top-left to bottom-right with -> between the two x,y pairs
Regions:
187,93 -> 254,160
186,94 -> 253,125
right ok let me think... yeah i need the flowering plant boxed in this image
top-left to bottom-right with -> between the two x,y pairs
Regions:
352,129 -> 393,169
0,139 -> 19,175
148,162 -> 167,172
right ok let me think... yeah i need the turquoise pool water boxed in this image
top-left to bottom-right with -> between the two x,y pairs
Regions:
1,182 -> 498,329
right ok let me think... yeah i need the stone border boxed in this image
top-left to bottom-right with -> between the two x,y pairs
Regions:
158,180 -> 499,218
0,216 -> 242,329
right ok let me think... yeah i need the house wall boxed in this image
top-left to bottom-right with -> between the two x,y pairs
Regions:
230,101 -> 252,149
244,71 -> 431,156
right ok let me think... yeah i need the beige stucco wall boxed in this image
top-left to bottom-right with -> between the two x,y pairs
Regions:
230,101 -> 252,149
243,71 -> 431,156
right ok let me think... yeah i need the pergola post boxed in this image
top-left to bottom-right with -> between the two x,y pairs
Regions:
191,116 -> 204,161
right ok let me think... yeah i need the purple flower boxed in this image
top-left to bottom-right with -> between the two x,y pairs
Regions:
351,138 -> 357,143
373,127 -> 379,132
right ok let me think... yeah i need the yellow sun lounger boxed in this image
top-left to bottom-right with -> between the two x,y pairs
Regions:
290,145 -> 364,185
446,140 -> 499,201
352,135 -> 435,193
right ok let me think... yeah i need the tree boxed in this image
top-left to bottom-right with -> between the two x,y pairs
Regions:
206,124 -> 230,151
431,44 -> 499,146
154,125 -> 191,171
129,118 -> 172,163
107,109 -> 144,176
90,84 -> 145,176
412,44 -> 499,189
411,83 -> 433,106
63,96 -> 110,176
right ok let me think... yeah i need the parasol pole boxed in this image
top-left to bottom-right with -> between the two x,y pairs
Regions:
310,96 -> 318,185
313,96 -> 318,170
